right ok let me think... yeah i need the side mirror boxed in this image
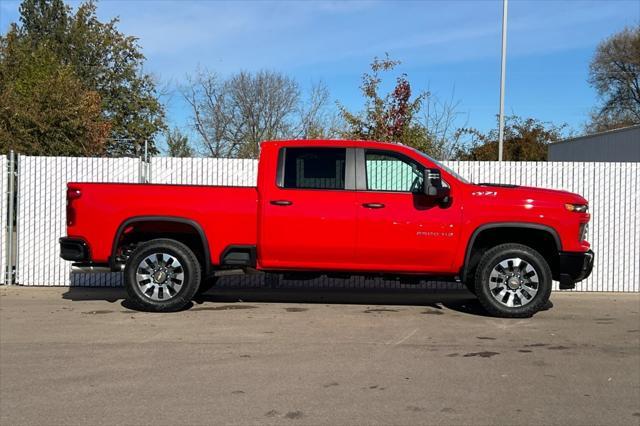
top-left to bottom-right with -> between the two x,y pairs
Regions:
424,168 -> 451,201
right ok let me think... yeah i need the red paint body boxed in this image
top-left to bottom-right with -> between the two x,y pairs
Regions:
66,140 -> 591,276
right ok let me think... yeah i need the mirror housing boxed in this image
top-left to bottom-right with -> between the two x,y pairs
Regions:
424,168 -> 451,201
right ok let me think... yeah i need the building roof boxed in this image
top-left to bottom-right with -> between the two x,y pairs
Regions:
553,124 -> 640,146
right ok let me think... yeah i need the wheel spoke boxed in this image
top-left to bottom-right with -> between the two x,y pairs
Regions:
518,260 -> 529,272
140,283 -> 154,293
516,289 -> 529,303
507,259 -> 514,271
164,285 -> 175,297
505,292 -> 515,307
522,283 -> 538,295
495,287 -> 508,300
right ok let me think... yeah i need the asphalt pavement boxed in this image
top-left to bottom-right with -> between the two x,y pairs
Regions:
1,286 -> 639,425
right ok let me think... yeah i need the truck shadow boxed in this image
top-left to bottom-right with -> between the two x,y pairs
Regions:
62,273 -> 556,317
194,288 -> 490,316
62,287 -> 489,316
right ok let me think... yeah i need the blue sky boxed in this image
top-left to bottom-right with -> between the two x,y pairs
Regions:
1,0 -> 639,143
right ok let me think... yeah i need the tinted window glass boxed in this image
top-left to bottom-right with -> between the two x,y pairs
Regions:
365,150 -> 424,192
283,148 -> 346,190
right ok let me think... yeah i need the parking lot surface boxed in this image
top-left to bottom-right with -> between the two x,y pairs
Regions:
1,286 -> 639,425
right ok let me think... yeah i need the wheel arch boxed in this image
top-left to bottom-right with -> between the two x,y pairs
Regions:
110,216 -> 211,276
461,222 -> 562,282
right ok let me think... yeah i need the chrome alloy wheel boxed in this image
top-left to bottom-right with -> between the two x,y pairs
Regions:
488,257 -> 539,308
135,253 -> 184,301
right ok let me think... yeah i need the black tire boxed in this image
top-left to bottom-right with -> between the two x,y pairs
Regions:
196,276 -> 218,295
474,243 -> 552,318
124,239 -> 201,312
463,277 -> 476,295
264,272 -> 281,289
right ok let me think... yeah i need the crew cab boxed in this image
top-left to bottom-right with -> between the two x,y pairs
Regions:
60,140 -> 593,317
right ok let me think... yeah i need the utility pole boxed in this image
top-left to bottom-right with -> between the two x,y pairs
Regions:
498,0 -> 508,162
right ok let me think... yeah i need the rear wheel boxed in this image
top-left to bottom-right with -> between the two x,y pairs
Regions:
474,243 -> 552,318
124,239 -> 201,312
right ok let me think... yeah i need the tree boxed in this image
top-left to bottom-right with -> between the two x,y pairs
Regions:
164,127 -> 193,157
339,54 -> 464,158
0,0 -> 165,155
294,81 -> 340,139
587,26 -> 640,132
227,71 -> 300,158
456,116 -> 565,161
421,90 -> 468,160
0,41 -> 109,155
339,55 -> 428,148
182,69 -> 304,158
181,69 -> 237,157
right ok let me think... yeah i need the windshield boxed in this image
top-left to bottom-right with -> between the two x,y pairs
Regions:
409,147 -> 471,184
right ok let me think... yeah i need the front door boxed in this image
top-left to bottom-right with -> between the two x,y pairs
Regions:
260,147 -> 358,270
355,149 -> 461,273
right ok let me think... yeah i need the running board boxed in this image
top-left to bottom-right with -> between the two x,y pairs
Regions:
72,263 -> 124,273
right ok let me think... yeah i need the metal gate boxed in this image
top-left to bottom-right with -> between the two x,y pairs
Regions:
15,156 -> 140,286
1,155 -> 9,284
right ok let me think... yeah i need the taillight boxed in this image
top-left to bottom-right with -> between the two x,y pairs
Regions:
67,187 -> 82,200
66,186 -> 82,226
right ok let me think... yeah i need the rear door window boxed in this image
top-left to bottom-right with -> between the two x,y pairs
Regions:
283,148 -> 346,190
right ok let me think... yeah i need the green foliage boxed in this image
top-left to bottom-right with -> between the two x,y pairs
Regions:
0,37 -> 109,155
455,116 -> 566,161
165,127 -> 193,157
0,0 -> 165,156
338,54 -> 439,156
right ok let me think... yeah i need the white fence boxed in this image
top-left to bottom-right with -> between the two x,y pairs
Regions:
4,155 -> 639,292
15,157 -> 140,286
151,157 -> 257,186
1,156 -> 7,284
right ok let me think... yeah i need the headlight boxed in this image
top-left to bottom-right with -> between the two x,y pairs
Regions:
565,203 -> 588,213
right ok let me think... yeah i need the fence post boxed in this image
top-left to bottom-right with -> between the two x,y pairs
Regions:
144,140 -> 149,183
138,140 -> 150,183
5,151 -> 16,285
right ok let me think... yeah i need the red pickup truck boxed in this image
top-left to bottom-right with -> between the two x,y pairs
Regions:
60,140 -> 593,317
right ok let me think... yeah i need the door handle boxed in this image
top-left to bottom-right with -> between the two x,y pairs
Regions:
362,202 -> 385,209
270,200 -> 293,206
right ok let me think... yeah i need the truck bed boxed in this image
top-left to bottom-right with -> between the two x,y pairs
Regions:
66,182 -> 258,264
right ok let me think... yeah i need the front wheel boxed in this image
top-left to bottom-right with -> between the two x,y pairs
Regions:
124,239 -> 201,312
474,243 -> 552,318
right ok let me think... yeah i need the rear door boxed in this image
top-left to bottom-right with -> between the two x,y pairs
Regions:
259,147 -> 358,270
